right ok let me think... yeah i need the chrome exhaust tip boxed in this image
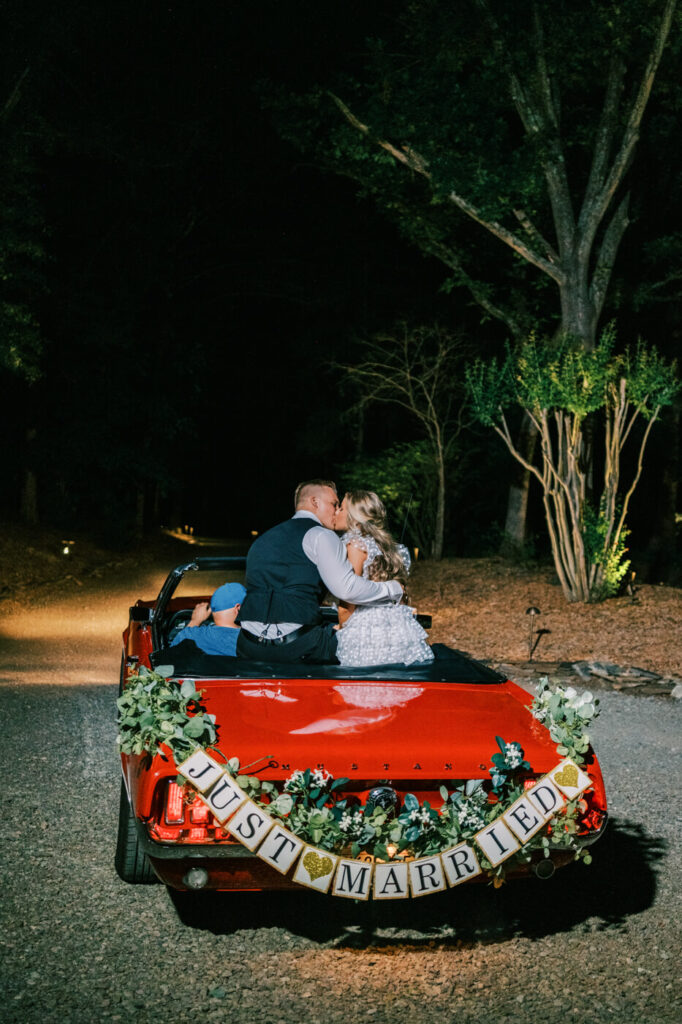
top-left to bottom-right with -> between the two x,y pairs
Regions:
182,866 -> 209,890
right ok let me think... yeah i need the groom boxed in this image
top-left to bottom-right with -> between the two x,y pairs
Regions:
237,479 -> 403,663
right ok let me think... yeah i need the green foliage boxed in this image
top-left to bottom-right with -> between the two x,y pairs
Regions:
621,339 -> 681,414
489,736 -> 531,795
467,327 -> 679,601
465,354 -> 515,426
467,328 -> 679,425
530,678 -> 601,765
340,440 -> 436,551
514,333 -> 615,418
583,500 -> 631,600
116,666 -> 217,758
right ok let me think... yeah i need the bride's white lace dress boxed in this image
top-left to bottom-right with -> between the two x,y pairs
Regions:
336,530 -> 434,666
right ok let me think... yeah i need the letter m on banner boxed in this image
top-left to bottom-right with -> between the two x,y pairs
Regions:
332,859 -> 373,900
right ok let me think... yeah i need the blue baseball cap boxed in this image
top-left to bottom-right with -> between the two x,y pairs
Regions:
210,582 -> 247,611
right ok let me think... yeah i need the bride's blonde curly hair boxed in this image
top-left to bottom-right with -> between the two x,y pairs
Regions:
344,490 -> 408,587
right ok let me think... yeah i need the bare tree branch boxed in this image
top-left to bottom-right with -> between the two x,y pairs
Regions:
532,5 -> 559,130
588,0 -> 678,235
418,232 -> 526,339
513,207 -> 560,265
590,191 -> 631,317
330,92 -> 564,283
578,55 -> 626,247
475,1 -> 575,251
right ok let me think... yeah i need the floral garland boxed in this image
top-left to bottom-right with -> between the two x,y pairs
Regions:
116,667 -> 216,758
116,670 -> 601,881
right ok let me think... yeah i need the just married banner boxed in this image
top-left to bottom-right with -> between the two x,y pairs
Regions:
175,750 -> 593,898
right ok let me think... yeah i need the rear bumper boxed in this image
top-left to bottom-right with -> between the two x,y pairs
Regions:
136,817 -> 608,892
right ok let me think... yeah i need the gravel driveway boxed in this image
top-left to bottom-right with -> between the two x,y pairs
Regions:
0,564 -> 680,1024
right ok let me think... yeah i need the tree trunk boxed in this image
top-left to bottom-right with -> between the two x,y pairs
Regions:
501,412 -> 537,550
21,469 -> 38,525
559,259 -> 598,349
501,260 -> 595,551
644,399 -> 680,581
20,427 -> 38,525
432,450 -> 445,560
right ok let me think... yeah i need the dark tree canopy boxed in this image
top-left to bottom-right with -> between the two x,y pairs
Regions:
269,0 -> 680,347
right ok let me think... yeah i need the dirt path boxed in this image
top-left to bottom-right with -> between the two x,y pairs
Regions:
0,557 -> 173,686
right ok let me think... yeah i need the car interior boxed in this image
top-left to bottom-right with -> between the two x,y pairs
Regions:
146,557 -> 505,683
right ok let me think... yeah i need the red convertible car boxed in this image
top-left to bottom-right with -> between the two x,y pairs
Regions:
116,557 -> 607,896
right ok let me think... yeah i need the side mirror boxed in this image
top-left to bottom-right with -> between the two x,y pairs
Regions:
129,605 -> 153,623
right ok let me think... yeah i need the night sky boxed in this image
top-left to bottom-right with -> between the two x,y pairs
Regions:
1,1 -> 463,535
0,1 -> 679,567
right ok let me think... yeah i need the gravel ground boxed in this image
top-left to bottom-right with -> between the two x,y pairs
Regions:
0,557 -> 680,1023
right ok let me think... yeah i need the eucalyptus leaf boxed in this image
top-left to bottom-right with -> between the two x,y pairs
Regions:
180,678 -> 197,699
270,793 -> 293,815
183,717 -> 206,738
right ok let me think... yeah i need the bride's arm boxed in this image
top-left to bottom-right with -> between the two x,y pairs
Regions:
337,542 -> 368,626
347,543 -> 367,576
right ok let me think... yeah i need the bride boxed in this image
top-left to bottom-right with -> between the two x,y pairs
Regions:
333,490 -> 434,666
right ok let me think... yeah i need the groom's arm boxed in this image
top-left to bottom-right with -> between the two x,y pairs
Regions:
304,528 -> 403,605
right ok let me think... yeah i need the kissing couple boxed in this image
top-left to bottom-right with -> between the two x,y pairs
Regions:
236,479 -> 434,667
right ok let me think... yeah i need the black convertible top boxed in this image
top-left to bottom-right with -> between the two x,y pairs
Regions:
150,640 -> 505,684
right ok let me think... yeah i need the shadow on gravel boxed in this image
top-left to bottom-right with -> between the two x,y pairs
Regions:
170,818 -> 665,945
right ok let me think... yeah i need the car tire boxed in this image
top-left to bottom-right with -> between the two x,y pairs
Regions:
115,780 -> 158,884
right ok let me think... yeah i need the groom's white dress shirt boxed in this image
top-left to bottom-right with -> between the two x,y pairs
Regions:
241,510 -> 403,639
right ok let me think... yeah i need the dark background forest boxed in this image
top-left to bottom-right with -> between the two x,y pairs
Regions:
1,0 -> 680,581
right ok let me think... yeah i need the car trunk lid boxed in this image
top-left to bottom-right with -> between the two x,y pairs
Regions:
189,677 -> 556,781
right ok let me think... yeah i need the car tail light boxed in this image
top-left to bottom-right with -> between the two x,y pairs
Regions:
152,780 -> 240,845
187,826 -> 210,841
164,782 -> 185,824
190,800 -> 210,824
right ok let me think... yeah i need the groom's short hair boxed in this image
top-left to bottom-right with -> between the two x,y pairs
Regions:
294,479 -> 337,509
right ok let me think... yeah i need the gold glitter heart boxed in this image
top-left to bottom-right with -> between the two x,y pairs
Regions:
553,764 -> 579,789
302,851 -> 334,882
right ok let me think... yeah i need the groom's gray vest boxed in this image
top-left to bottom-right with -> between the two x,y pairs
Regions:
238,518 -> 325,626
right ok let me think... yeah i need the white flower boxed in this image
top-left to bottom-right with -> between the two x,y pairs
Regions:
339,810 -> 363,835
505,742 -> 523,768
564,686 -> 577,700
409,809 -> 420,822
457,803 -> 485,830
283,769 -> 305,792
312,768 -> 332,787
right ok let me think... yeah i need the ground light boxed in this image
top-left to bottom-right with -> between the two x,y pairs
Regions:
526,606 -> 551,661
